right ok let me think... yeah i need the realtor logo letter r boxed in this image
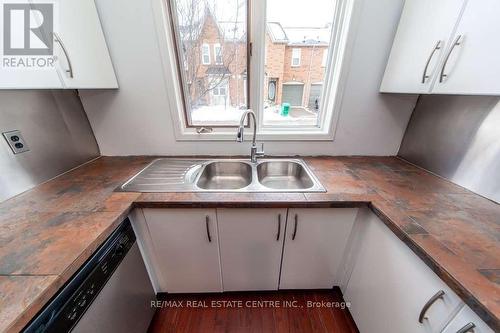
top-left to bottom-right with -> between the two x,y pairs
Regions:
3,3 -> 53,55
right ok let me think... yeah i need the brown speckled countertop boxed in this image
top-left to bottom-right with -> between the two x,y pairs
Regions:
0,156 -> 498,332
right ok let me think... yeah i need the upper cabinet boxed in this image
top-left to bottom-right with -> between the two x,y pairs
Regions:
432,0 -> 500,95
381,0 -> 500,95
52,0 -> 118,89
0,0 -> 118,89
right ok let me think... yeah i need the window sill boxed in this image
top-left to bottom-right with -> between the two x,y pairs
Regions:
173,127 -> 335,142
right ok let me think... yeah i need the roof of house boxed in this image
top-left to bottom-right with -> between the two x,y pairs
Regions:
267,22 -> 289,43
206,66 -> 231,75
283,26 -> 331,46
267,22 -> 331,46
178,9 -> 331,47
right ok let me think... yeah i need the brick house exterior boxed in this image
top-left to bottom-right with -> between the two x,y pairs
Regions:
184,12 -> 247,109
184,11 -> 330,111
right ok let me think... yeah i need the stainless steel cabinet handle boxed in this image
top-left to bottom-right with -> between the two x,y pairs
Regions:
276,214 -> 281,241
456,322 -> 476,333
418,290 -> 445,323
53,32 -> 74,78
292,214 -> 298,240
440,35 -> 462,83
205,215 -> 212,243
421,40 -> 442,83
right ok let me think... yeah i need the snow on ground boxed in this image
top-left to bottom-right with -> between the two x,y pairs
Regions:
191,105 -> 318,126
191,105 -> 244,124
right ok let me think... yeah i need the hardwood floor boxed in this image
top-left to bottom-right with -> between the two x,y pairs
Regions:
148,288 -> 359,333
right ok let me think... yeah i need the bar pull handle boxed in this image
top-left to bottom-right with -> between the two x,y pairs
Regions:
456,322 -> 476,333
292,214 -> 298,240
276,214 -> 282,241
205,215 -> 212,243
422,40 -> 442,83
53,32 -> 74,78
440,35 -> 462,83
418,290 -> 445,323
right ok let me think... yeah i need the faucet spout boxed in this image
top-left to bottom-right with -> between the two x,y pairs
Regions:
236,110 -> 264,163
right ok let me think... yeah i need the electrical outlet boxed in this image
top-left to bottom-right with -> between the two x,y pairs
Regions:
2,130 -> 30,154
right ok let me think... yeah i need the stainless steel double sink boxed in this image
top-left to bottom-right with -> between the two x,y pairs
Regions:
120,158 -> 325,193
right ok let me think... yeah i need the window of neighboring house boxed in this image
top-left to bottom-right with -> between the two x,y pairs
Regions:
291,48 -> 301,67
322,49 -> 328,67
213,43 -> 223,65
164,0 -> 353,138
212,81 -> 227,96
201,44 -> 211,65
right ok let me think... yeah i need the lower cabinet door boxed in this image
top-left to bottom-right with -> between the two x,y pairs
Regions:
142,209 -> 222,293
217,208 -> 287,291
344,211 -> 463,333
280,208 -> 358,289
442,305 -> 494,333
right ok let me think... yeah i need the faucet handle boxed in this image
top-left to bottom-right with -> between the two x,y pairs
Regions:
257,143 -> 265,156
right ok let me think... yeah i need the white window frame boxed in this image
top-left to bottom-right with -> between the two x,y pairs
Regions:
291,48 -> 301,67
201,43 -> 211,65
322,49 -> 328,67
152,0 -> 361,141
213,43 -> 223,65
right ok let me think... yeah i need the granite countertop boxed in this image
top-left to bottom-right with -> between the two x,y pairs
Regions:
0,156 -> 498,332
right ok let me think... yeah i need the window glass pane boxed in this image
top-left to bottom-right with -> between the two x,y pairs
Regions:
170,0 -> 248,126
263,0 -> 336,127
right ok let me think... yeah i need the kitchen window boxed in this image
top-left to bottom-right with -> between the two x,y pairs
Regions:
161,0 -> 355,140
291,48 -> 301,67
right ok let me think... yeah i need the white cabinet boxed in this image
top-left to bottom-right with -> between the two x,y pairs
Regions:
0,0 -> 117,89
344,211 -> 463,333
0,62 -> 63,89
53,0 -> 117,88
380,0 -> 465,94
442,305 -> 494,333
280,208 -> 358,289
433,0 -> 500,95
381,0 -> 500,95
217,209 -> 287,291
142,209 -> 222,293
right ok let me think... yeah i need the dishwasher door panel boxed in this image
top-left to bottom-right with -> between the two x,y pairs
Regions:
72,243 -> 155,333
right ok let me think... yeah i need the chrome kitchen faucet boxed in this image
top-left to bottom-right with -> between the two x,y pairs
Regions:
236,110 -> 265,163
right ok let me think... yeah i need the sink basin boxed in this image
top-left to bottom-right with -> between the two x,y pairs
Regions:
196,161 -> 252,190
257,161 -> 314,190
120,158 -> 325,192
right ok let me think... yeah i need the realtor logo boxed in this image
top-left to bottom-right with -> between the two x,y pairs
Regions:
3,3 -> 53,55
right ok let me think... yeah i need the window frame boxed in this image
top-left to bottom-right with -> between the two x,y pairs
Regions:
152,0 -> 361,141
213,43 -> 223,65
291,48 -> 301,67
322,49 -> 328,67
201,43 -> 211,65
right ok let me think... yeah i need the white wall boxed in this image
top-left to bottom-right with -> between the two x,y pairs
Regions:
81,0 -> 417,156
